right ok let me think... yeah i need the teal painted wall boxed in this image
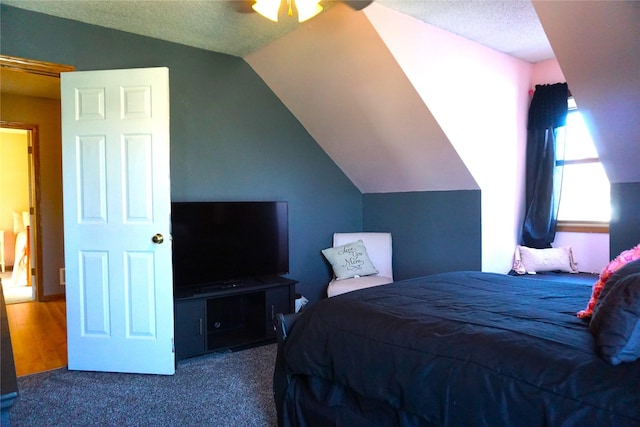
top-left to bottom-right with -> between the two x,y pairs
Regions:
0,5 -> 361,303
363,191 -> 482,280
6,6 -> 634,304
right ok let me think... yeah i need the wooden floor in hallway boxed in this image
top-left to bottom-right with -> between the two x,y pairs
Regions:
5,299 -> 67,376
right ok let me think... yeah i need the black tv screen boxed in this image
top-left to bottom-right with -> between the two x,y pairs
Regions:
171,201 -> 288,293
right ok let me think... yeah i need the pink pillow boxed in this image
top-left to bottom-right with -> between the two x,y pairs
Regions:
577,243 -> 640,319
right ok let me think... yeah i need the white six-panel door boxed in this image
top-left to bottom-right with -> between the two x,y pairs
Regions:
61,67 -> 174,374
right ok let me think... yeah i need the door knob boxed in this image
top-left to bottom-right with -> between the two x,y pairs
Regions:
152,233 -> 164,244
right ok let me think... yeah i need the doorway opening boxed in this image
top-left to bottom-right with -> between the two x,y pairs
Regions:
1,54 -> 74,376
0,54 -> 73,304
0,126 -> 37,304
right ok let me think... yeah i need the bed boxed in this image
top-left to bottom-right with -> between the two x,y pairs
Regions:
10,229 -> 29,287
274,270 -> 640,426
8,210 -> 31,288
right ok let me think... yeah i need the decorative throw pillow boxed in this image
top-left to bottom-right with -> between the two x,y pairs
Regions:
594,259 -> 640,310
577,243 -> 640,319
590,263 -> 640,365
512,245 -> 578,275
322,240 -> 379,280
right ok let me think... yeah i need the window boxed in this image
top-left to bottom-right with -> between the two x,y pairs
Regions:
555,98 -> 610,231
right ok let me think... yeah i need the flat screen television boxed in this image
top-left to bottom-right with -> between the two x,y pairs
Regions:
171,201 -> 288,295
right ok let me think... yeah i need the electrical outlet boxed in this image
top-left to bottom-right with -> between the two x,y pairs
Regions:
59,268 -> 66,286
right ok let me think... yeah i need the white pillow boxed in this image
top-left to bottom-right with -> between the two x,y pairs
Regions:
513,245 -> 579,274
13,211 -> 24,234
322,240 -> 379,280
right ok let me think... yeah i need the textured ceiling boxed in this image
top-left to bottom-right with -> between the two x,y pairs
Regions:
381,0 -> 553,63
1,0 -> 554,63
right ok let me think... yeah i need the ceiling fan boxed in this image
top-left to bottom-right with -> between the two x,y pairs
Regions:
235,0 -> 373,22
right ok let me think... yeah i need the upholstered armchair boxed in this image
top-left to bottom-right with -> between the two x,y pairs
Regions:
324,232 -> 393,297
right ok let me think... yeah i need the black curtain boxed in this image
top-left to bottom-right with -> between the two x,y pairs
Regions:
521,83 -> 568,248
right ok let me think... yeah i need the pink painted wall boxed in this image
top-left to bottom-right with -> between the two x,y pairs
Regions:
531,58 -> 565,87
365,3 -> 533,273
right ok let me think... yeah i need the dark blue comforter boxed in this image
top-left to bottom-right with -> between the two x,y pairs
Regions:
282,271 -> 640,426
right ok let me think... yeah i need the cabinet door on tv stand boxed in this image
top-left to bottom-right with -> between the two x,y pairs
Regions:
264,284 -> 294,338
174,299 -> 206,360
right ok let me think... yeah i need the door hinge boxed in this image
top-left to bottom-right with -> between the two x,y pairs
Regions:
171,338 -> 175,353
28,146 -> 33,155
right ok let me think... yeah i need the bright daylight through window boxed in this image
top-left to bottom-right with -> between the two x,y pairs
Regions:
556,98 -> 610,225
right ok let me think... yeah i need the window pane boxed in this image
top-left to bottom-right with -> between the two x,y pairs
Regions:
562,111 -> 599,160
557,163 -> 610,222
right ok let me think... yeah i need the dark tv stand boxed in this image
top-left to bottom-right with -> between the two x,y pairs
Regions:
174,276 -> 297,360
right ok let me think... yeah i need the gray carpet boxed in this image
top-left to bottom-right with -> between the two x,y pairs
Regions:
8,344 -> 278,427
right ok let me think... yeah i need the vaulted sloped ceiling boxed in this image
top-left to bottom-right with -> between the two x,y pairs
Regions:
246,3 -> 478,193
246,2 -> 535,196
247,0 -> 640,195
3,0 -> 637,186
246,2 -> 532,273
534,1 -> 640,184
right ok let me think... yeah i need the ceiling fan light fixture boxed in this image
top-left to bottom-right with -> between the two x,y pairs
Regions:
253,0 -> 323,23
296,0 -> 323,22
252,0 -> 281,22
